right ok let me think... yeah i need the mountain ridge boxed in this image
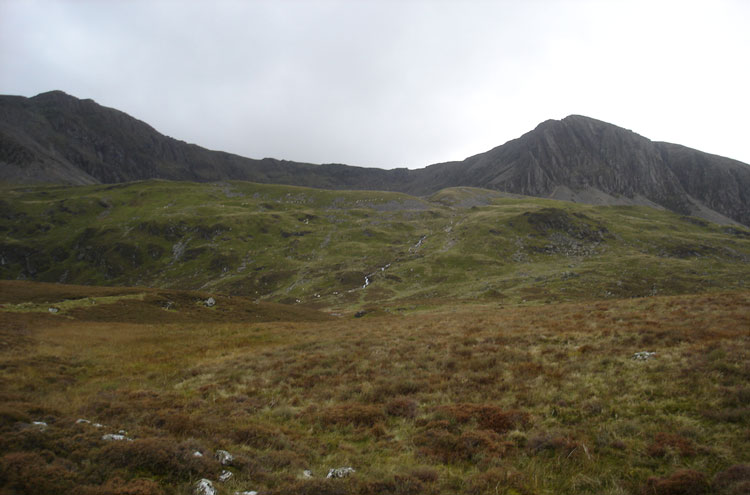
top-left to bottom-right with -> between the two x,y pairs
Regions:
1,90 -> 749,225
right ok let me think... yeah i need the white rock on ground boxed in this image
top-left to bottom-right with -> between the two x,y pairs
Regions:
218,470 -> 233,482
632,351 -> 657,360
194,479 -> 217,495
76,419 -> 91,425
32,421 -> 48,430
193,451 -> 203,457
102,434 -> 132,441
205,297 -> 216,307
215,449 -> 234,466
327,467 -> 355,478
303,469 -> 313,478
234,491 -> 258,495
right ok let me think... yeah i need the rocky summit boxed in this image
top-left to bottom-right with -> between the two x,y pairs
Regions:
1,90 -> 749,226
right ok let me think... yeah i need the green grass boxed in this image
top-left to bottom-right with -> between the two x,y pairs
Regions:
2,180 -> 749,314
1,180 -> 749,493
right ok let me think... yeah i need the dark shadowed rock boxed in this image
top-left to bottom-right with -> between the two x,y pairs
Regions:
2,92 -> 748,225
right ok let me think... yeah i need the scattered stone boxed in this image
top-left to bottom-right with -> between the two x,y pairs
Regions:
327,467 -> 356,479
193,451 -> 204,457
234,491 -> 258,495
195,479 -> 217,495
632,351 -> 657,361
76,418 -> 91,425
215,449 -> 234,466
354,310 -> 366,318
205,297 -> 216,307
93,423 -> 104,428
303,469 -> 313,478
118,429 -> 127,435
218,470 -> 233,482
32,421 -> 48,430
48,307 -> 59,313
102,433 -> 132,441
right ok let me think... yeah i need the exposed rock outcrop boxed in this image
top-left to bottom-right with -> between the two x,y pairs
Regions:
2,92 -> 748,225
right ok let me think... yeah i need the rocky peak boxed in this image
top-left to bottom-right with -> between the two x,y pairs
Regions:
1,91 -> 748,225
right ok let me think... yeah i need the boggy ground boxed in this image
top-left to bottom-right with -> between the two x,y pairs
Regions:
0,284 -> 748,494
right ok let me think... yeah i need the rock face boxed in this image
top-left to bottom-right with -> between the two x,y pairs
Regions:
408,116 -> 750,225
2,92 -> 749,226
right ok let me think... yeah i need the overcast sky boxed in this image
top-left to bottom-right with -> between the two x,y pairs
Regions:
1,0 -> 749,168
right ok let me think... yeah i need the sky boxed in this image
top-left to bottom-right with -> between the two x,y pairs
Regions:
1,0 -> 749,169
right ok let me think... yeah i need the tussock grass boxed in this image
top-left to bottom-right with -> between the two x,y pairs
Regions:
0,284 -> 748,494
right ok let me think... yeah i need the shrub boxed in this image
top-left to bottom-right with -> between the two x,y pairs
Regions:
270,478 -> 353,495
359,475 -> 424,495
99,437 -> 216,483
641,469 -> 709,495
233,422 -> 289,449
413,426 -> 462,463
0,451 -> 77,494
528,433 -> 579,457
439,404 -> 529,434
259,449 -> 306,469
714,464 -> 750,495
0,405 -> 30,426
81,476 -> 164,495
414,424 -> 507,463
385,397 -> 419,419
147,409 -> 204,437
646,432 -> 696,457
318,403 -> 385,428
409,466 -> 439,483
702,407 -> 750,423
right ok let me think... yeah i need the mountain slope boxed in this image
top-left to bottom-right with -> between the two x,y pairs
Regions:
0,90 -> 406,188
2,181 -> 749,310
1,91 -> 749,225
405,115 -> 750,225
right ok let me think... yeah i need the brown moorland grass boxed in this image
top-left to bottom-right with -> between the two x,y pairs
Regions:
0,285 -> 748,494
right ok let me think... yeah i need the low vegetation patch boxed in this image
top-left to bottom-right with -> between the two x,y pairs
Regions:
0,280 -> 748,493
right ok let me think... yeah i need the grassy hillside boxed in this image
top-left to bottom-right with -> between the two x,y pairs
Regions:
0,285 -> 747,494
1,181 -> 749,493
1,180 -> 749,313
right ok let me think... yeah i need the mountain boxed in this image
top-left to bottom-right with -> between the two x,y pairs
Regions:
410,116 -> 750,226
0,90 -> 403,189
1,90 -> 749,226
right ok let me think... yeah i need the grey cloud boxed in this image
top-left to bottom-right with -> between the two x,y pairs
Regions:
1,0 -> 749,168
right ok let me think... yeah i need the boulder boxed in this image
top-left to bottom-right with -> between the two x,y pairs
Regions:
195,479 -> 217,495
327,467 -> 355,478
102,433 -> 132,441
215,449 -> 233,466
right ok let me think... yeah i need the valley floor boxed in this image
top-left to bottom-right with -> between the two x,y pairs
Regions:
0,284 -> 748,494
